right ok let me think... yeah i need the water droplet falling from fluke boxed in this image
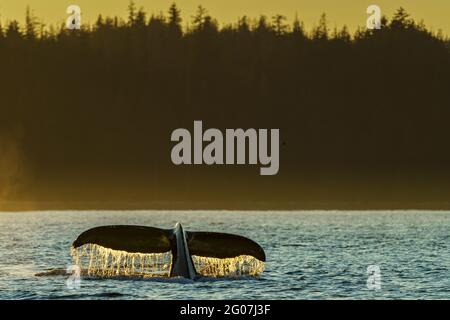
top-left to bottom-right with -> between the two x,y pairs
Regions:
71,223 -> 266,279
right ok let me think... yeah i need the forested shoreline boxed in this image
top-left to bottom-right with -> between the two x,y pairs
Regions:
1,3 -> 449,210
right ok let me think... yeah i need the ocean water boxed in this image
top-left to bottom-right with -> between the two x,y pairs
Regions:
0,210 -> 448,300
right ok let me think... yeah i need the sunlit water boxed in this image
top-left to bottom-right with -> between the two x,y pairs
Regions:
0,210 -> 449,299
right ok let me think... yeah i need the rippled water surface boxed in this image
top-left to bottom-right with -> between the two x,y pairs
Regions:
0,210 -> 449,299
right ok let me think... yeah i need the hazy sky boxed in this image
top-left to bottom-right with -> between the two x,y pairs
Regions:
0,0 -> 449,34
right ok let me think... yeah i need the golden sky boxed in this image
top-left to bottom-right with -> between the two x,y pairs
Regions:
0,0 -> 449,34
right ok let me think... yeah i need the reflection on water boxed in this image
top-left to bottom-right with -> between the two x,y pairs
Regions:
0,210 -> 449,299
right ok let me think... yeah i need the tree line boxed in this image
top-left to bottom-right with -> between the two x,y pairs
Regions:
0,3 -> 449,209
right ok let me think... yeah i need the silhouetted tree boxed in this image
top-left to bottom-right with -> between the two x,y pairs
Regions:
95,14 -> 104,30
5,20 -> 21,39
25,6 -> 38,40
127,1 -> 137,26
134,8 -> 147,27
337,25 -> 351,42
255,15 -> 270,33
192,5 -> 208,31
237,16 -> 251,33
292,13 -> 306,39
312,13 -> 328,40
391,7 -> 413,30
168,2 -> 182,35
272,14 -> 288,35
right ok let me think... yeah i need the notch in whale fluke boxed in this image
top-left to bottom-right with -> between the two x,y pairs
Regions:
72,223 -> 265,279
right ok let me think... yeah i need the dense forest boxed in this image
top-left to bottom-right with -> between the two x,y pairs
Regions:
0,3 -> 449,210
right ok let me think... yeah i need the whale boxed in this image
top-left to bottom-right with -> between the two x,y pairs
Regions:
72,222 -> 266,279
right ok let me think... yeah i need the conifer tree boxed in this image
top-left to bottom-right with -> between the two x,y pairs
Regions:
192,5 -> 208,31
272,14 -> 288,35
6,20 -> 22,39
168,3 -> 182,33
292,13 -> 306,38
127,1 -> 137,26
312,13 -> 328,40
25,6 -> 38,40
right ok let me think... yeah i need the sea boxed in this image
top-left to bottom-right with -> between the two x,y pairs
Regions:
0,210 -> 448,299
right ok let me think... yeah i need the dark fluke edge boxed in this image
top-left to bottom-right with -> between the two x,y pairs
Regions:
72,222 -> 266,279
72,225 -> 173,254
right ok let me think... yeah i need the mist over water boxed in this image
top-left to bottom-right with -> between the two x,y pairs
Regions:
0,210 -> 448,299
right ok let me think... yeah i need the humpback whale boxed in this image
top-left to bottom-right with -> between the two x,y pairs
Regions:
72,223 -> 265,279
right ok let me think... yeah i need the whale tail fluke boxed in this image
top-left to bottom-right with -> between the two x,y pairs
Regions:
72,225 -> 174,253
186,231 -> 266,261
71,223 -> 265,279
